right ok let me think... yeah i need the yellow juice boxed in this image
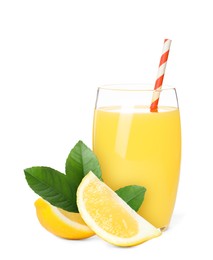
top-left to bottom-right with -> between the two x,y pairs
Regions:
93,106 -> 181,229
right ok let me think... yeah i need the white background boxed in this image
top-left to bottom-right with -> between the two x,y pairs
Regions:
1,0 -> 212,259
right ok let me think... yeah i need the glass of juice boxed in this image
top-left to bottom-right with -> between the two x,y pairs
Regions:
93,85 -> 181,230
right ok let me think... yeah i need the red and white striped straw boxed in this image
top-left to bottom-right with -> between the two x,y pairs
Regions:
150,39 -> 172,112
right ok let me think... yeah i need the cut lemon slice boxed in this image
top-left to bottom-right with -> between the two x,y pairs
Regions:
35,198 -> 94,239
77,172 -> 161,247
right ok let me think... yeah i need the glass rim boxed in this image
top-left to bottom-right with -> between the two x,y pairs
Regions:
97,84 -> 176,92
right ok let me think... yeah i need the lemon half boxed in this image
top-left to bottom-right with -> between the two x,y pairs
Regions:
35,198 -> 94,239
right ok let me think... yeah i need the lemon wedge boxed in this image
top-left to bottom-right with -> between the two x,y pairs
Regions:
77,172 -> 161,247
35,198 -> 94,239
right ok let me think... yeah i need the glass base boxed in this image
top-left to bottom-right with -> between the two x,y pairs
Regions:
160,226 -> 169,232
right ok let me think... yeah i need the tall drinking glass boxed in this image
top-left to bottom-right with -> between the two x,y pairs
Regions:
93,85 -> 181,230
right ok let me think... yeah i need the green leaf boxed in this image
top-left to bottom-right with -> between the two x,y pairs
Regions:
65,140 -> 102,188
24,166 -> 78,212
115,185 -> 146,212
24,141 -> 147,215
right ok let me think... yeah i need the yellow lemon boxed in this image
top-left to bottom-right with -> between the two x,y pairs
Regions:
77,172 -> 161,247
34,198 -> 95,239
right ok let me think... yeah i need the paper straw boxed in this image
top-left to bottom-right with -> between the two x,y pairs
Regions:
150,39 -> 172,112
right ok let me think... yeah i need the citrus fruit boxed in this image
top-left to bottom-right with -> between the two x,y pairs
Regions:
34,198 -> 94,239
77,172 -> 161,247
